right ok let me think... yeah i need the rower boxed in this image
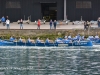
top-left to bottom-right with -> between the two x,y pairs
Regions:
88,36 -> 94,41
27,38 -> 31,43
95,35 -> 99,39
73,36 -> 78,40
63,37 -> 70,43
64,36 -> 67,39
45,38 -> 49,43
18,37 -> 26,42
55,38 -> 63,43
19,37 -> 22,42
9,36 -> 15,42
77,34 -> 81,40
36,37 -> 44,43
81,36 -> 84,40
68,35 -> 72,40
95,35 -> 99,40
45,38 -> 53,43
27,38 -> 35,43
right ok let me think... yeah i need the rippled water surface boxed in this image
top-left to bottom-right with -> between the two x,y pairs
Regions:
0,46 -> 100,75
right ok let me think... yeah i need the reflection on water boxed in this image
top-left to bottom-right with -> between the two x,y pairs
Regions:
0,46 -> 100,75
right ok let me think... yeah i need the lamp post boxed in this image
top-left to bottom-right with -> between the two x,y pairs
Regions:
64,0 -> 66,21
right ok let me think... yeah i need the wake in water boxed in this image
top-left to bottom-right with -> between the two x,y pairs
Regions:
0,45 -> 100,51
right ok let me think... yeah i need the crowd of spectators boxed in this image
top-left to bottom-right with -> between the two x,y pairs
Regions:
0,16 -> 100,29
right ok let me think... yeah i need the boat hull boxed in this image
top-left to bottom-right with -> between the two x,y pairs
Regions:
0,41 -> 93,47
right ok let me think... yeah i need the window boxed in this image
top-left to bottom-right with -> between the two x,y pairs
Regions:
6,1 -> 21,8
76,1 -> 82,8
83,1 -> 91,8
76,1 -> 92,8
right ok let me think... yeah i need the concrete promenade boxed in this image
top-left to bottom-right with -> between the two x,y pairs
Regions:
0,22 -> 98,29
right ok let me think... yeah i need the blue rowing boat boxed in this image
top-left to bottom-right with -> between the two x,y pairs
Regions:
0,40 -> 93,46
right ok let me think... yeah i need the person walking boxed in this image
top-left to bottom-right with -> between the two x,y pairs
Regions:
50,20 -> 53,29
20,19 -> 23,29
6,19 -> 10,29
1,16 -> 5,26
37,19 -> 41,29
53,20 -> 57,29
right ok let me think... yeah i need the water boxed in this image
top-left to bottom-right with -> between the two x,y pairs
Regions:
0,46 -> 100,75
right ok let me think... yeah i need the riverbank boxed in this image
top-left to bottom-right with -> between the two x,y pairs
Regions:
0,29 -> 99,40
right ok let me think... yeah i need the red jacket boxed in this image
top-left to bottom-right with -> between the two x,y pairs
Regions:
38,20 -> 40,26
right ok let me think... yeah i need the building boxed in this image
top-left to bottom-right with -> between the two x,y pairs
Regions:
0,0 -> 100,22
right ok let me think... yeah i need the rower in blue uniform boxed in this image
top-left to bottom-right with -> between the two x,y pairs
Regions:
95,35 -> 99,39
68,35 -> 72,40
64,36 -> 67,39
94,35 -> 99,41
19,37 -> 23,42
73,36 -> 78,41
27,37 -> 35,43
77,34 -> 81,40
63,37 -> 70,43
81,36 -> 84,40
45,38 -> 53,43
27,38 -> 31,43
55,38 -> 63,43
45,38 -> 50,43
36,37 -> 44,43
36,37 -> 41,43
88,36 -> 94,41
9,36 -> 15,41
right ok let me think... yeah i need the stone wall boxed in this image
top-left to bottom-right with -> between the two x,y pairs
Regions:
0,29 -> 99,37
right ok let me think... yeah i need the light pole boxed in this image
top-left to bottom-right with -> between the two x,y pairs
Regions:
64,0 -> 66,21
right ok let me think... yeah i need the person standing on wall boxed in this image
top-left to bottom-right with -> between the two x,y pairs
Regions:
5,16 -> 9,21
87,21 -> 90,29
97,17 -> 100,27
1,16 -> 5,26
37,19 -> 41,29
6,19 -> 10,29
53,20 -> 57,29
20,19 -> 23,29
50,20 -> 53,29
84,21 -> 87,30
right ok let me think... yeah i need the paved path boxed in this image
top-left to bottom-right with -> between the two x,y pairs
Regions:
0,22 -> 98,29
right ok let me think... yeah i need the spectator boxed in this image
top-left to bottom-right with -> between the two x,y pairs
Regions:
20,19 -> 23,29
53,20 -> 57,29
37,19 -> 41,29
50,20 -> 53,29
5,16 -> 9,21
6,19 -> 10,29
1,16 -> 5,26
97,17 -> 100,27
84,21 -> 87,30
86,21 -> 90,30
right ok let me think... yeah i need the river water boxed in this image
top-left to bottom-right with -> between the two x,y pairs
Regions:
0,46 -> 100,75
